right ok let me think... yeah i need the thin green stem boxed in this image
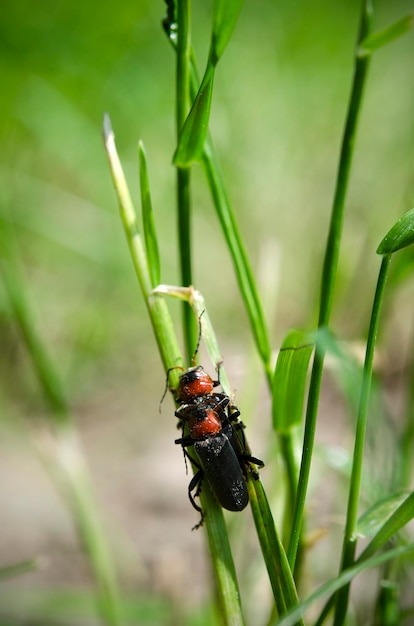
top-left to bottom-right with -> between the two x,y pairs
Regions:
333,254 -> 391,625
400,327 -> 414,488
287,0 -> 373,569
176,0 -> 196,361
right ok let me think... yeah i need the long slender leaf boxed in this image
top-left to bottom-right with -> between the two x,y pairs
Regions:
211,0 -> 244,63
272,330 -> 314,433
139,141 -> 160,287
103,113 -> 152,299
202,140 -> 272,374
173,0 -> 243,167
358,12 -> 414,57
173,67 -> 214,167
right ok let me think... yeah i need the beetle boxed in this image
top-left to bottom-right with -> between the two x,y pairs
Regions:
161,311 -> 263,527
175,395 -> 264,529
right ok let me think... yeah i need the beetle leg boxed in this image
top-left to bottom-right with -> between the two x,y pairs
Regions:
188,469 -> 205,530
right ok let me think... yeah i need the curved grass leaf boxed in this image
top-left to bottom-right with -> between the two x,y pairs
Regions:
272,330 -> 314,433
358,491 -> 414,562
273,543 -> 414,626
356,491 -> 410,539
173,67 -> 214,167
377,207 -> 414,255
139,141 -> 160,287
316,492 -> 414,625
211,0 -> 244,63
358,13 -> 414,57
173,0 -> 243,167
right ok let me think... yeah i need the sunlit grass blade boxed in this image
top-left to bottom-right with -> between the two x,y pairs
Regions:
211,0 -> 244,63
173,67 -> 214,166
139,140 -> 160,287
272,330 -> 314,433
274,543 -> 414,626
377,206 -> 414,255
358,12 -> 414,57
103,113 -> 152,299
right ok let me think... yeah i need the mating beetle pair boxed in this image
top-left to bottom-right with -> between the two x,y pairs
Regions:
169,363 -> 264,529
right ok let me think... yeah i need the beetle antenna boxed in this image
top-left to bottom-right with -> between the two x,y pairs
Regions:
159,366 -> 183,412
191,310 -> 205,366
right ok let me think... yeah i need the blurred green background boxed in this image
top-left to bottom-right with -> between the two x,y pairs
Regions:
0,0 -> 413,623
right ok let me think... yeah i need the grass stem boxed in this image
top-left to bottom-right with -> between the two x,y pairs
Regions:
287,0 -> 373,569
333,254 -> 391,624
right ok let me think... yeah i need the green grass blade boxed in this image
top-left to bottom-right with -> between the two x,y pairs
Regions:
358,12 -> 414,57
272,330 -> 314,433
211,0 -> 244,63
175,0 -> 196,360
202,140 -> 272,373
202,489 -> 247,626
273,544 -> 414,626
317,492 -> 414,626
173,0 -> 243,166
103,113 -> 152,299
333,254 -> 391,624
358,491 -> 414,562
249,480 -> 302,622
173,66 -> 214,167
138,141 -> 160,287
377,207 -> 414,255
356,491 -> 411,539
